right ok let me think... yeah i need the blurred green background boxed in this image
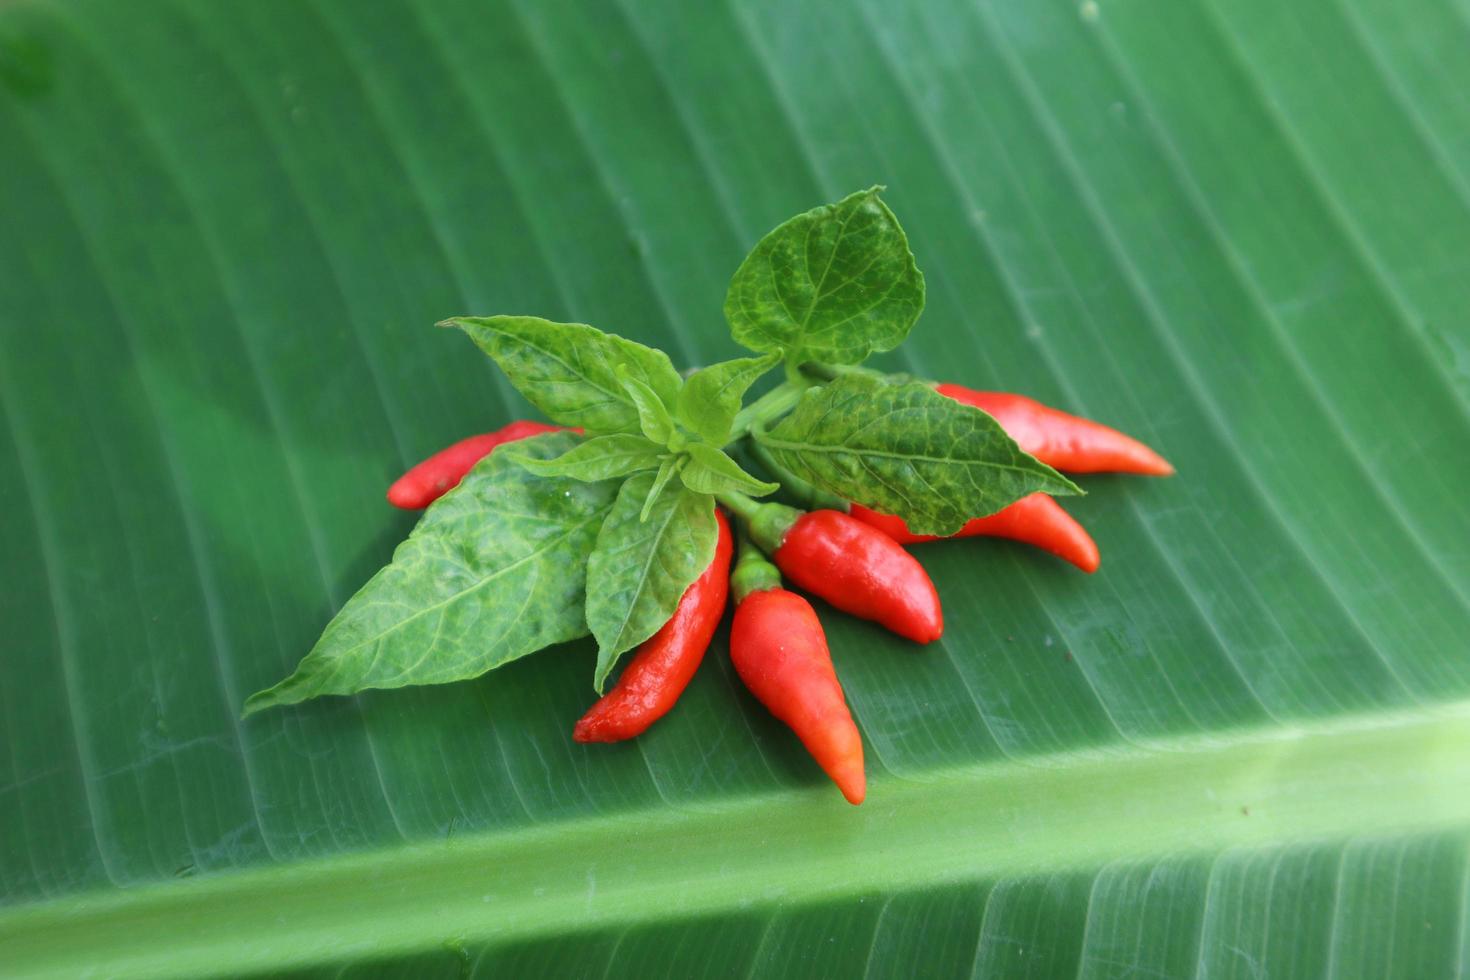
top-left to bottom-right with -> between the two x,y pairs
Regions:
3,0 -> 1470,976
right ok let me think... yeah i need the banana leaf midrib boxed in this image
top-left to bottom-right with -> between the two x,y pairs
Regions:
6,701 -> 1469,980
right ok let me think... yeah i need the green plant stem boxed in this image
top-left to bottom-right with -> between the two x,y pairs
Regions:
714,490 -> 800,554
727,379 -> 809,444
800,361 -> 922,386
747,437 -> 847,512
730,526 -> 782,602
799,361 -> 878,382
714,489 -> 761,525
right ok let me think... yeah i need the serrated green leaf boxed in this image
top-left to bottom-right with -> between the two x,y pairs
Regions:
448,315 -> 682,434
676,354 -> 780,443
508,433 -> 665,483
724,187 -> 925,365
585,472 -> 716,692
680,443 -> 779,497
757,375 -> 1080,536
242,433 -> 617,715
617,367 -> 678,444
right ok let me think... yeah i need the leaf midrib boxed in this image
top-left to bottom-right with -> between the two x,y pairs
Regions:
486,322 -> 668,430
372,513 -> 598,657
8,701 -> 1470,980
246,498 -> 611,712
598,486 -> 687,656
760,429 -> 1047,480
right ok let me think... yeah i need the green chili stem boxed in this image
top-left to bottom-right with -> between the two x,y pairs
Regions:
715,490 -> 762,525
799,362 -> 883,382
799,362 -> 840,381
747,437 -> 847,512
730,525 -> 782,603
716,490 -> 800,556
727,379 -> 809,444
800,362 -> 921,386
784,355 -> 807,385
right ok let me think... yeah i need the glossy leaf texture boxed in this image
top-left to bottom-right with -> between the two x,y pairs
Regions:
4,0 -> 1470,977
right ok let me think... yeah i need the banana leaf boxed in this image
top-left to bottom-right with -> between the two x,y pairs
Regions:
3,0 -> 1469,975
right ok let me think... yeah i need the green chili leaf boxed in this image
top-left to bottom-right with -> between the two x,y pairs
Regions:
675,354 -> 780,443
242,433 -> 617,716
641,456 -> 682,522
585,472 -> 717,692
757,375 -> 1082,536
679,443 -> 779,497
447,315 -> 682,434
509,434 -> 665,483
618,368 -> 678,445
724,187 -> 925,365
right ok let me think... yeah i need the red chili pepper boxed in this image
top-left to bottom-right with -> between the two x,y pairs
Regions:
935,384 -> 1173,476
735,501 -> 942,644
848,494 -> 1100,573
574,509 -> 734,743
729,539 -> 865,805
386,420 -> 566,509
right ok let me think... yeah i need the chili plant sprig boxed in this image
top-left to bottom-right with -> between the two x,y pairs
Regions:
243,184 -> 1169,788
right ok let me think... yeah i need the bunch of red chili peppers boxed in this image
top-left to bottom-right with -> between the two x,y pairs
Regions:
388,384 -> 1170,804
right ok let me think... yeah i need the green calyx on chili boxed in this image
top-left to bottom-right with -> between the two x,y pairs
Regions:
574,508 -> 734,743
720,493 -> 943,645
729,531 -> 866,805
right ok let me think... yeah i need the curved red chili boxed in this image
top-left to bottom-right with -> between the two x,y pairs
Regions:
935,384 -> 1173,476
736,501 -> 942,644
730,541 -> 865,805
387,420 -> 565,509
849,494 -> 1100,573
574,509 -> 734,743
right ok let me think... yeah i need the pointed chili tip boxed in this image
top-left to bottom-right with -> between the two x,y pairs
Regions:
835,765 -> 867,805
913,621 -> 943,645
907,598 -> 943,645
572,710 -> 629,744
1078,547 -> 1101,574
1132,444 -> 1176,477
886,605 -> 941,645
1052,503 -> 1101,574
1089,426 -> 1174,476
1062,430 -> 1175,477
